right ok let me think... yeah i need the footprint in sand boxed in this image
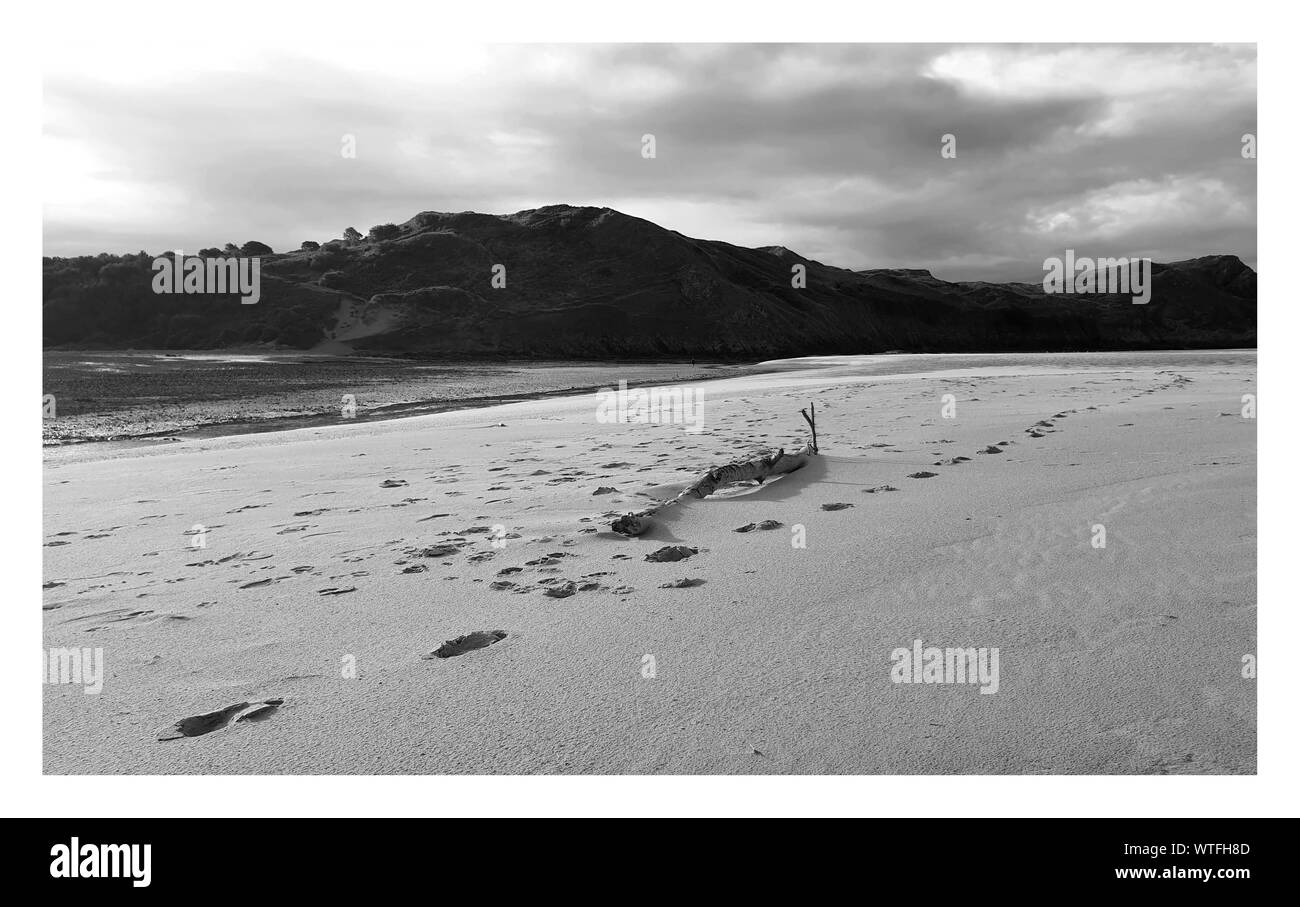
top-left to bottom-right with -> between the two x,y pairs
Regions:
863,485 -> 900,494
659,578 -> 705,588
425,630 -> 507,659
645,545 -> 698,562
821,502 -> 854,511
416,544 -> 462,558
158,698 -> 284,740
380,478 -> 408,488
908,471 -> 939,479
734,520 -> 783,532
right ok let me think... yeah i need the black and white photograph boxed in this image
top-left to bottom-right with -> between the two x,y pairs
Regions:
39,38 -> 1260,776
15,1 -> 1292,832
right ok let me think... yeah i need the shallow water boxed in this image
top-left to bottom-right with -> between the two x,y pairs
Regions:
42,351 -> 741,446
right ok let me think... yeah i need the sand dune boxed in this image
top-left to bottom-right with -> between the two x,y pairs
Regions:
42,351 -> 1256,774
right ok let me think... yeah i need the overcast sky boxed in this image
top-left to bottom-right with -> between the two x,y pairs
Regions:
43,43 -> 1255,281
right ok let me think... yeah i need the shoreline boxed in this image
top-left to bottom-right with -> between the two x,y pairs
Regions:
42,355 -> 749,452
44,371 -> 746,450
43,349 -> 1255,456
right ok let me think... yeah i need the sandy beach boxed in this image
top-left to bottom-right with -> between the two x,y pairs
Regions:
42,350 -> 1256,774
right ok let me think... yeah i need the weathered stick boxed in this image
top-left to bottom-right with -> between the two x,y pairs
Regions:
610,405 -> 821,537
800,402 -> 818,453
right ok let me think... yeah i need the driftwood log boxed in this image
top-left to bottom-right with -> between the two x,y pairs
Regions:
611,404 -> 820,537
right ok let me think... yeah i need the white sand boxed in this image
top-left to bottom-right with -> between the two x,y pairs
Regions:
43,352 -> 1256,773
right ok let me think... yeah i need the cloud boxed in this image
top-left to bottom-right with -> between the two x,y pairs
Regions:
43,43 -> 1255,280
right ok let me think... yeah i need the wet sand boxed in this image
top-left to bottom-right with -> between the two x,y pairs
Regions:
42,351 -> 739,447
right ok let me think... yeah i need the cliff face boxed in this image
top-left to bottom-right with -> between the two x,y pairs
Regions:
43,205 -> 1256,356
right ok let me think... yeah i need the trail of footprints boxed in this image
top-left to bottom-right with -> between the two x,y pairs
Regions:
47,372 -> 1198,742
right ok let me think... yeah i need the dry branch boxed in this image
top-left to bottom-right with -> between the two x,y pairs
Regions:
610,405 -> 821,537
